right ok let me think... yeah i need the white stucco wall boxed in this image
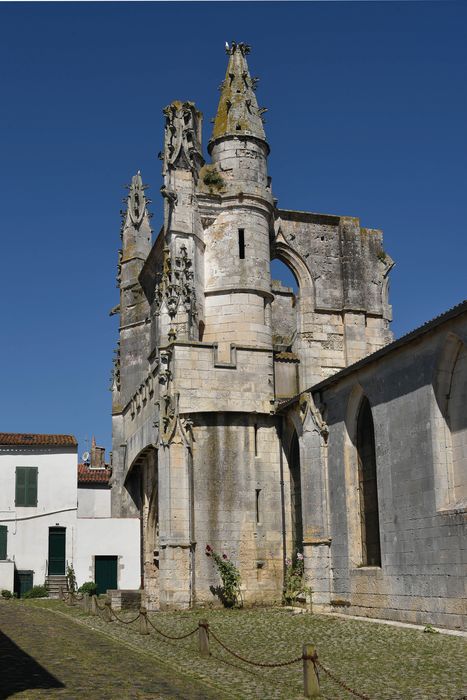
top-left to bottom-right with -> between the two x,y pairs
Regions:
0,444 -> 140,594
0,446 -> 78,587
75,518 -> 140,590
0,560 -> 14,592
77,487 -> 111,518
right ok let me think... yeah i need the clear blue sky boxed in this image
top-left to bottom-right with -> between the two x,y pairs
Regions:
1,1 -> 465,456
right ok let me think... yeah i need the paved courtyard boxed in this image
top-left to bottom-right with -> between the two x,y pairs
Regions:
1,599 -> 466,699
0,600 -> 222,699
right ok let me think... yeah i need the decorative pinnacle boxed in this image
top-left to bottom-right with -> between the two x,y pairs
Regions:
209,41 -> 266,149
125,171 -> 148,228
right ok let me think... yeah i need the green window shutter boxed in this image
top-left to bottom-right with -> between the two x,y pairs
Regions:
15,467 -> 26,506
15,467 -> 38,507
0,526 -> 7,559
26,468 -> 38,507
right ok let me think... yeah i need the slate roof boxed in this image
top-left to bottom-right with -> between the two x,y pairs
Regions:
0,433 -> 77,447
78,463 -> 111,485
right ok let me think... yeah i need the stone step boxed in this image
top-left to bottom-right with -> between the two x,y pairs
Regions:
46,576 -> 68,599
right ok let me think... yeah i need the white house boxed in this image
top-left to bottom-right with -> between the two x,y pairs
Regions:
0,433 -> 139,597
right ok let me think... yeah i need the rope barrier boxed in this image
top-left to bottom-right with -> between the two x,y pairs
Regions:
109,608 -> 141,625
59,594 -> 372,699
207,626 -> 303,668
146,615 -> 199,640
315,659 -> 371,700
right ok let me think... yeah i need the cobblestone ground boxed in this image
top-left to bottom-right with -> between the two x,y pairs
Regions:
0,600 -> 224,699
16,600 -> 467,700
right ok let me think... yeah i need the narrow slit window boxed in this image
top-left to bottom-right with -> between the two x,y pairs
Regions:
255,489 -> 261,524
254,423 -> 258,456
238,229 -> 245,259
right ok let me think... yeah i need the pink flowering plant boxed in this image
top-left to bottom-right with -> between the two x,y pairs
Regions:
283,551 -> 310,606
205,544 -> 242,608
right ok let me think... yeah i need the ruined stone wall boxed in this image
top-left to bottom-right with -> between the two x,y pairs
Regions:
273,210 -> 393,390
309,311 -> 467,629
191,413 -> 289,606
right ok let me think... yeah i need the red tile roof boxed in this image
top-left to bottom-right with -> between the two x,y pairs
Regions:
78,463 -> 111,485
0,433 -> 77,447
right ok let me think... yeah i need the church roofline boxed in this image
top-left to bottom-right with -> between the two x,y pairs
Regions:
278,298 -> 467,410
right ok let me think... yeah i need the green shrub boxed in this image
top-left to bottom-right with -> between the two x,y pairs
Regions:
1,589 -> 13,599
206,544 -> 242,608
283,552 -> 312,606
78,581 -> 98,596
23,585 -> 48,599
66,563 -> 77,593
203,167 -> 225,191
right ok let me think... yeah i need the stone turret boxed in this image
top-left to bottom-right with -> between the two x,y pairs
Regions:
200,42 -> 274,355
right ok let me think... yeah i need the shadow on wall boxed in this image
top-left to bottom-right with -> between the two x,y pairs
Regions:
0,629 -> 64,698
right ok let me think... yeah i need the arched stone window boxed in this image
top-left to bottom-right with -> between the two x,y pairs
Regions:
356,397 -> 381,566
270,258 -> 299,351
447,342 -> 467,503
433,334 -> 467,508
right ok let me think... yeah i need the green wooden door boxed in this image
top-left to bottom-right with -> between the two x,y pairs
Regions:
15,570 -> 33,597
48,527 -> 66,575
0,526 -> 7,560
95,556 -> 118,595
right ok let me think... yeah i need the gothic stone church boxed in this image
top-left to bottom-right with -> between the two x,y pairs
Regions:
110,43 -> 466,630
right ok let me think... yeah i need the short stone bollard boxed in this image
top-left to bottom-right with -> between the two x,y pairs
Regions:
83,593 -> 91,614
104,599 -> 113,622
139,607 -> 150,635
302,643 -> 320,698
91,595 -> 98,616
198,618 -> 210,658
66,592 -> 73,607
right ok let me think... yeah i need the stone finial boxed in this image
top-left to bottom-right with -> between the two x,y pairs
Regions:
209,41 -> 266,147
162,101 -> 203,175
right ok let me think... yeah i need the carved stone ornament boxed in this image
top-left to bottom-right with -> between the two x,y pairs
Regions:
300,392 -> 328,443
126,171 -> 149,228
153,245 -> 198,325
162,101 -> 204,174
110,341 -> 121,392
116,248 -> 123,287
154,392 -> 194,448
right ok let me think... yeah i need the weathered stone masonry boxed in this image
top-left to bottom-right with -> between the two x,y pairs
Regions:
108,43 -> 418,608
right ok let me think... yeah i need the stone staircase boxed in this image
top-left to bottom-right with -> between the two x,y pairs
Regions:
46,575 -> 68,599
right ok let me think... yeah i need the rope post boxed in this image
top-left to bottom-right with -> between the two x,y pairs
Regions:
91,595 -> 98,616
139,607 -> 150,635
66,592 -> 73,607
303,644 -> 320,698
198,619 -> 210,658
104,599 -> 113,623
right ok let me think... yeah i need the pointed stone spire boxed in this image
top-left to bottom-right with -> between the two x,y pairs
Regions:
209,41 -> 266,150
